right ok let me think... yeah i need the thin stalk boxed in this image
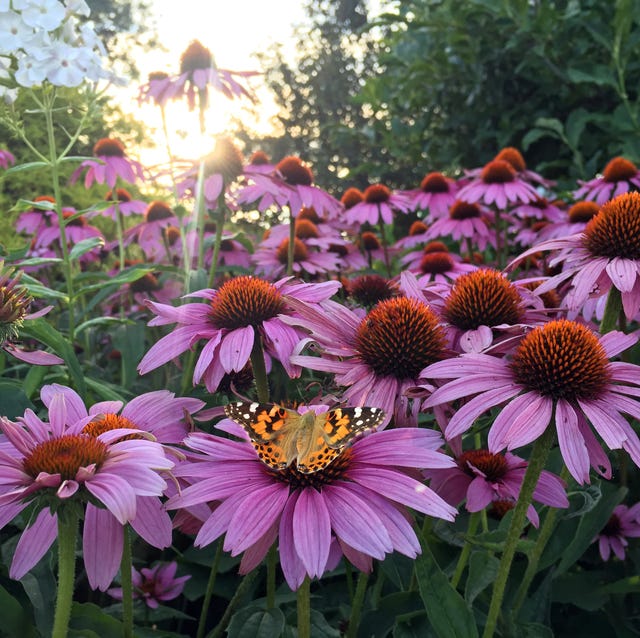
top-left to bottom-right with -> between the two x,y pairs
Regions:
210,570 -> 258,638
297,576 -> 311,638
345,560 -> 355,602
346,572 -> 369,638
113,199 -> 126,272
482,426 -> 555,638
451,512 -> 481,589
494,208 -> 504,269
600,287 -> 623,334
512,466 -> 570,617
207,194 -> 228,289
52,512 -> 79,638
266,544 -> 277,610
120,526 -> 134,638
194,160 -> 208,273
196,540 -> 223,638
250,333 -> 270,404
378,216 -> 392,277
287,206 -> 295,277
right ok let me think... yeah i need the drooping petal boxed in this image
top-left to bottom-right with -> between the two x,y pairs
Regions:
555,400 -> 590,485
130,496 -> 172,549
292,488 -> 331,578
10,509 -> 57,579
83,504 -> 124,591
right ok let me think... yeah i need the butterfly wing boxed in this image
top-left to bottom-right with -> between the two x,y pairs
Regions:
224,402 -> 296,471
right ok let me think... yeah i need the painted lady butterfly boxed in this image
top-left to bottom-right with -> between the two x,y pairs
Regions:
224,402 -> 385,474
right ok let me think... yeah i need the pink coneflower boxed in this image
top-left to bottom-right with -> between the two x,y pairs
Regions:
537,200 -> 599,242
0,387 -> 173,589
124,201 -> 181,262
574,156 -> 640,205
400,242 -> 477,285
514,192 -> 640,320
403,172 -> 458,219
426,200 -> 496,251
176,137 -> 245,207
594,503 -> 640,561
108,561 -> 191,609
458,159 -> 539,209
493,147 -> 553,188
253,236 -> 342,279
70,138 -> 145,189
421,320 -> 640,484
426,449 -> 568,527
101,188 -> 147,220
357,231 -> 396,267
137,70 -> 172,107
436,268 -> 548,354
346,274 -> 397,309
166,420 -> 457,590
16,195 -> 57,236
35,209 -> 104,251
345,184 -> 412,226
394,220 -> 430,250
244,150 -> 276,175
0,148 -> 15,169
0,262 -> 63,365
287,296 -> 447,426
138,276 -> 341,392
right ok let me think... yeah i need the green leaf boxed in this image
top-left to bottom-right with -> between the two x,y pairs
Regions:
75,316 -> 132,336
0,380 -> 34,417
69,237 -> 104,261
16,257 -> 64,267
415,542 -> 478,638
555,483 -> 626,575
359,592 -> 422,638
68,602 -> 122,638
310,610 -> 341,637
77,266 -> 156,296
20,318 -> 86,395
84,377 -> 128,403
553,572 -> 609,611
0,585 -> 38,638
4,161 -> 49,175
226,606 -> 286,638
598,575 -> 640,595
465,551 -> 500,605
22,283 -> 68,301
111,321 -> 147,388
566,66 -> 616,87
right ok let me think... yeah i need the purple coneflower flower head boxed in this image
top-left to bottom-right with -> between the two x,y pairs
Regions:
137,70 -> 172,107
16,195 -> 57,236
0,148 -> 15,169
595,503 -> 640,561
514,192 -> 640,320
536,200 -> 599,242
345,274 -> 397,310
0,262 -> 63,365
138,276 -> 341,392
421,320 -> 640,485
107,561 -> 191,609
70,137 -> 145,189
401,242 -> 477,285
287,295 -> 447,426
426,449 -> 568,527
345,184 -> 412,226
124,200 -> 181,262
426,200 -> 496,251
35,209 -> 104,254
574,156 -> 640,205
457,159 -> 539,210
492,147 -> 554,188
167,421 -> 457,590
101,188 -> 147,220
0,387 -> 173,589
403,172 -> 458,219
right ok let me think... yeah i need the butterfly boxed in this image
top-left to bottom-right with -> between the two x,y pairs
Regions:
224,402 -> 386,474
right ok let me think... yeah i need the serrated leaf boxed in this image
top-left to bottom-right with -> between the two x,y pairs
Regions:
226,606 -> 286,638
69,237 -> 104,261
415,542 -> 478,638
465,551 -> 500,605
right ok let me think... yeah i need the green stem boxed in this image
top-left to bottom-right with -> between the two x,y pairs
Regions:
210,570 -> 259,638
600,287 -> 623,334
196,540 -> 223,638
494,208 -> 504,269
52,512 -> 79,638
287,206 -> 295,277
113,200 -> 126,272
120,526 -> 134,638
207,195 -> 227,289
346,572 -> 369,638
378,217 -> 392,277
482,426 -> 555,638
297,576 -> 311,638
512,466 -> 570,617
250,333 -> 270,404
195,161 -> 207,272
43,89 -> 76,343
451,512 -> 481,589
345,560 -> 355,602
266,544 -> 277,610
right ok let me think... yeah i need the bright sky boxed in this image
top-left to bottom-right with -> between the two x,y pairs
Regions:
117,0 -> 309,166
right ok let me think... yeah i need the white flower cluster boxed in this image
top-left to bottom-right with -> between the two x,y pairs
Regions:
0,0 -> 112,97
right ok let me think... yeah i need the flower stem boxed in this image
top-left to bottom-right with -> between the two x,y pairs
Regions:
266,544 -> 277,609
287,206 -> 295,277
52,512 -> 79,638
378,217 -> 392,278
196,540 -> 223,638
482,426 -> 555,638
210,569 -> 258,638
346,572 -> 369,638
600,287 -> 623,334
250,332 -> 270,404
451,512 -> 481,589
511,466 -> 569,617
297,576 -> 311,638
207,195 -> 227,289
120,525 -> 134,638
195,161 -> 207,272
